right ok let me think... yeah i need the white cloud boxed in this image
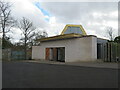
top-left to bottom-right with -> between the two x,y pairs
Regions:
3,0 -> 50,42
37,0 -> 119,2
7,0 -> 48,28
6,28 -> 23,43
49,17 -> 56,25
109,11 -> 118,17
44,15 -> 49,19
45,16 -> 65,36
2,1 -> 118,42
39,2 -> 118,38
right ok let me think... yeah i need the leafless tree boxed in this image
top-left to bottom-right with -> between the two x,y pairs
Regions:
17,17 -> 36,59
28,30 -> 48,46
106,27 -> 115,41
0,1 -> 15,47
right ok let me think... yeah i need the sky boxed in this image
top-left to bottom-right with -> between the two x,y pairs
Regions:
1,0 -> 119,42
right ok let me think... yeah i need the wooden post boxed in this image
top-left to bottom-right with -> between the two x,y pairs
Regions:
45,48 -> 50,60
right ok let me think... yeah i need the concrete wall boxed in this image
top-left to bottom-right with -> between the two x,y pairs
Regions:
32,46 -> 44,60
32,36 -> 97,62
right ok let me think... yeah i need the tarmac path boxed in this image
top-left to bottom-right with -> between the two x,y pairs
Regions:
2,61 -> 118,88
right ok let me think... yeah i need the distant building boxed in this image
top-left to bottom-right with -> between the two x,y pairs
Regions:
32,24 -> 108,62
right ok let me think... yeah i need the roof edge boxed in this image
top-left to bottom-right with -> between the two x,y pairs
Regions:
37,34 -> 97,42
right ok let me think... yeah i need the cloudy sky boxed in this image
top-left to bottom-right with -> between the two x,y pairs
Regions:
3,0 -> 119,42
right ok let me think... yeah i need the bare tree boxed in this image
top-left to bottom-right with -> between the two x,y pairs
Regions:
106,27 -> 115,41
17,17 -> 36,59
43,30 -> 48,37
0,1 -> 15,47
28,30 -> 48,46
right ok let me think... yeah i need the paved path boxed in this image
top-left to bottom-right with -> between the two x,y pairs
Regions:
26,60 -> 118,69
2,61 -> 118,88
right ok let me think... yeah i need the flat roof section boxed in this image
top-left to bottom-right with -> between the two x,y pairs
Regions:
37,33 -> 96,42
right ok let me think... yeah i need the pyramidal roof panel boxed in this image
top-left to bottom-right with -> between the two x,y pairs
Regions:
61,24 -> 87,35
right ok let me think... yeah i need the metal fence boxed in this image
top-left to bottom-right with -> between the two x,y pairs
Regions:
2,49 -> 11,61
2,49 -> 32,61
11,50 -> 25,60
102,42 -> 120,62
2,42 -> 120,62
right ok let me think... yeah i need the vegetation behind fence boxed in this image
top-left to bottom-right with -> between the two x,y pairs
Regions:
103,42 -> 120,62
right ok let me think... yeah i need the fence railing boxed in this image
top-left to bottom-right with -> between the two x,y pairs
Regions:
2,42 -> 120,62
102,42 -> 120,62
2,49 -> 32,61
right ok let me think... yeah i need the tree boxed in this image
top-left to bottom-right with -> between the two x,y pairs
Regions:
28,30 -> 48,46
42,31 -> 48,38
2,36 -> 13,48
114,36 -> 120,43
106,27 -> 115,41
17,17 -> 36,59
0,1 -> 15,48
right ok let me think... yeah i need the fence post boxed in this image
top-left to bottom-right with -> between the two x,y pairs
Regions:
111,42 -> 113,62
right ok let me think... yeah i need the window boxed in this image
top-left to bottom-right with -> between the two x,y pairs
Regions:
64,27 -> 83,34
